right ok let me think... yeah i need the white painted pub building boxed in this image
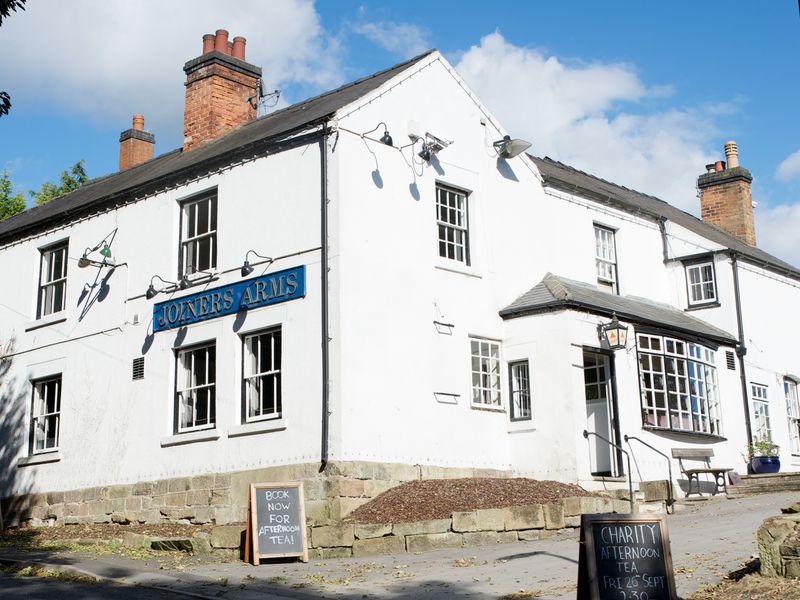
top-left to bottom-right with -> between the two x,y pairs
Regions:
1,31 -> 799,525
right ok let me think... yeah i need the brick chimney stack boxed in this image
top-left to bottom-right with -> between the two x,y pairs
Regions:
698,140 -> 756,246
119,114 -> 155,170
183,30 -> 261,152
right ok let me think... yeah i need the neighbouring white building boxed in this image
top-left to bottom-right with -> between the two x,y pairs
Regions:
2,31 -> 799,527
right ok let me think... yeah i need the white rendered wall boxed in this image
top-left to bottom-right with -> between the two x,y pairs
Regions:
0,143 -> 325,496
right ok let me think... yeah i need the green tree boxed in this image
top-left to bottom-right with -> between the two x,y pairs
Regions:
0,170 -> 25,220
0,0 -> 26,117
30,160 -> 88,205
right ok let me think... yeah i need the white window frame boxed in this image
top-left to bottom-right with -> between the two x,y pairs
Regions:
470,337 -> 501,408
436,184 -> 470,264
243,328 -> 282,423
637,333 -> 722,435
31,375 -> 61,454
509,360 -> 531,421
180,191 -> 217,277
751,382 -> 771,443
685,260 -> 717,306
37,241 -> 68,318
785,379 -> 800,455
594,224 -> 617,293
176,343 -> 216,433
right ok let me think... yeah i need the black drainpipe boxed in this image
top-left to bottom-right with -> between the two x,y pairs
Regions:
319,123 -> 330,472
731,252 -> 753,448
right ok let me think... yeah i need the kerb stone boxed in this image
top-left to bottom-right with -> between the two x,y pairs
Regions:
406,532 -> 463,553
504,505 -> 544,530
355,523 -> 392,539
352,536 -> 406,557
392,519 -> 451,537
463,531 -> 518,546
474,508 -> 505,531
210,525 -> 246,549
312,523 -> 355,548
562,496 -> 599,516
452,511 -> 479,532
639,480 -> 671,502
543,504 -> 565,530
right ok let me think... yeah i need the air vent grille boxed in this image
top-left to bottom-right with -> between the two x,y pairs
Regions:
132,357 -> 145,380
726,351 -> 736,370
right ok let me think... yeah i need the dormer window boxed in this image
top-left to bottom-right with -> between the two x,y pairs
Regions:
685,260 -> 717,307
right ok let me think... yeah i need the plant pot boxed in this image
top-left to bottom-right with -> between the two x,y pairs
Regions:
751,456 -> 781,474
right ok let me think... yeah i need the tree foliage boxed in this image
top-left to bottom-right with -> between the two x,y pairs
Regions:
0,170 -> 25,221
0,0 -> 26,117
30,160 -> 88,205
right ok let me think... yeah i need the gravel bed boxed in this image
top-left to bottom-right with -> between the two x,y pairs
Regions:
348,478 -> 598,524
0,522 -> 214,545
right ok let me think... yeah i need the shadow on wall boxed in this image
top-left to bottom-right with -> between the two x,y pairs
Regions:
0,337 -> 34,528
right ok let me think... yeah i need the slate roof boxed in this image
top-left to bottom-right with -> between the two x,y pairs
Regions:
531,156 -> 800,278
500,273 -> 737,344
0,50 -> 437,243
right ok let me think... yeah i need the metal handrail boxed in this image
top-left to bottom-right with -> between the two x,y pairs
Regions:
582,430 -> 634,513
624,434 -> 675,514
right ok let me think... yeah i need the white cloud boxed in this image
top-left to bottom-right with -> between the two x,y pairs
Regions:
0,0 -> 344,144
454,33 -> 719,213
351,20 -> 429,59
776,149 -> 800,182
756,203 -> 800,268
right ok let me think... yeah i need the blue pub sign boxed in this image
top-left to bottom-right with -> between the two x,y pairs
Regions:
153,265 -> 305,332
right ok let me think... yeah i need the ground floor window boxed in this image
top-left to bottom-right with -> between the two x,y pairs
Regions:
243,328 -> 282,421
31,375 -> 61,453
508,360 -> 531,420
751,383 -> 771,443
786,379 -> 800,454
470,337 -> 501,407
637,333 -> 721,435
176,343 -> 216,432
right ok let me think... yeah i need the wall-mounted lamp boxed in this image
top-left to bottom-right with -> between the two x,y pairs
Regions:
145,274 -> 177,300
78,241 -> 115,269
417,144 -> 432,162
362,122 -> 393,147
493,135 -> 532,159
598,312 -> 628,350
416,132 -> 452,163
241,250 -> 273,277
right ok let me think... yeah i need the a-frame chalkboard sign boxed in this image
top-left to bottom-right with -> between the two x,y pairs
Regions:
245,482 -> 308,565
577,513 -> 677,599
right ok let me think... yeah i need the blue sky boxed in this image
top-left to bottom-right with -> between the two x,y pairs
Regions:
1,1 -> 799,262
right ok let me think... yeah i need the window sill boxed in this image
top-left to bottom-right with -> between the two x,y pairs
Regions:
17,450 -> 62,467
228,418 -> 287,438
642,425 -> 727,442
685,301 -> 720,312
507,425 -> 536,434
161,429 -> 220,447
470,404 -> 505,413
434,264 -> 482,279
25,312 -> 67,331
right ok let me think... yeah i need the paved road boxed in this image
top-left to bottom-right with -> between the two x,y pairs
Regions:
1,491 -> 795,599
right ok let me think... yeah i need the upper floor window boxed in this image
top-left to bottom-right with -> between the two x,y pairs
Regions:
509,360 -> 531,421
750,382 -> 771,443
243,328 -> 282,422
637,333 -> 721,435
181,191 -> 217,277
594,225 -> 617,293
785,379 -> 800,455
470,337 -> 500,408
176,343 -> 216,432
37,241 -> 68,318
436,184 -> 470,264
31,375 -> 61,453
686,261 -> 717,306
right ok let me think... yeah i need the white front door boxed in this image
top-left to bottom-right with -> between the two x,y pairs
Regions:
584,351 -> 617,476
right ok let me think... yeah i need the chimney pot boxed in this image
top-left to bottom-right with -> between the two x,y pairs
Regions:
132,114 -> 145,130
227,41 -> 234,55
724,140 -> 740,169
705,163 -> 716,174
202,34 -> 215,54
214,29 -> 229,53
714,160 -> 725,172
232,36 -> 246,60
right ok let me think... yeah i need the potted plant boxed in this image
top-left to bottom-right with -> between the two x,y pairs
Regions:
747,439 -> 781,474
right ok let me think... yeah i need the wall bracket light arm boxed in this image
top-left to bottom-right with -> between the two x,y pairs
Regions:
361,122 -> 393,147
145,274 -> 177,299
241,250 -> 274,277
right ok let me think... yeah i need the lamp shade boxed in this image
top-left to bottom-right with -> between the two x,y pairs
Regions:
600,313 -> 628,350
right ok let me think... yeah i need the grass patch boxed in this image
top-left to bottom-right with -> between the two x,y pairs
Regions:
0,563 -> 97,583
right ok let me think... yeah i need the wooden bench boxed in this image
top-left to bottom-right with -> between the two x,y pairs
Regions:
671,448 -> 733,497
